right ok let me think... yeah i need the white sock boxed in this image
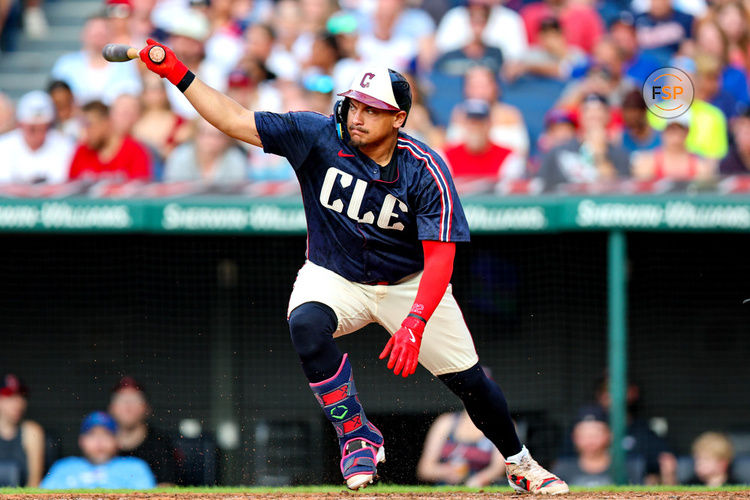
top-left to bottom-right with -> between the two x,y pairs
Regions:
505,445 -> 529,464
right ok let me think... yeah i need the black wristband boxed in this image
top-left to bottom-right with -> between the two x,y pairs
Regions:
177,71 -> 195,93
407,312 -> 427,324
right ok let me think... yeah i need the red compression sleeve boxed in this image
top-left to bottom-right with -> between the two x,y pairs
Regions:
405,240 -> 456,326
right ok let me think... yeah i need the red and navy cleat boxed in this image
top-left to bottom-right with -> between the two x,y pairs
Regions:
505,446 -> 569,495
340,434 -> 386,490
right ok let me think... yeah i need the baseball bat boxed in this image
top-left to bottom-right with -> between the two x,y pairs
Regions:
102,43 -> 165,64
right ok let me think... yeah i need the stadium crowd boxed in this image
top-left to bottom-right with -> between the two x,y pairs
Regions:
0,0 -> 749,195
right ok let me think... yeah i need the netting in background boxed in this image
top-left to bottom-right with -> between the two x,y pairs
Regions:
0,232 -> 748,484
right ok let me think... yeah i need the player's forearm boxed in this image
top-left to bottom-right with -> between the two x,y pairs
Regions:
407,241 -> 455,325
183,78 -> 261,146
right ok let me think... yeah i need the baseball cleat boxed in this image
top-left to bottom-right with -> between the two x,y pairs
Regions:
505,446 -> 569,495
341,438 -> 386,490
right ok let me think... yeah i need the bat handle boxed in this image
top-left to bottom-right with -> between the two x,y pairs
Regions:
126,47 -> 138,60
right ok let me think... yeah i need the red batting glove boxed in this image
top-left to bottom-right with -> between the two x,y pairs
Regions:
139,38 -> 188,86
379,316 -> 425,377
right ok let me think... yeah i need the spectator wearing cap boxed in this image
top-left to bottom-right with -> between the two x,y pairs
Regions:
520,0 -> 605,55
69,100 -> 152,181
105,0 -> 136,46
161,8 -> 226,119
444,99 -> 524,190
50,14 -> 142,105
609,13 -> 662,87
620,89 -> 660,156
108,377 -> 177,486
0,374 -> 44,487
534,108 -> 577,159
633,114 -> 715,182
634,0 -> 694,66
300,74 -> 336,114
447,65 -> 529,159
435,0 -> 527,63
503,16 -> 587,82
164,118 -> 247,184
552,406 -> 645,486
0,92 -> 15,135
433,2 -> 505,78
47,80 -> 80,141
537,93 -> 630,190
0,90 -> 74,184
41,412 -> 155,489
720,107 -> 750,175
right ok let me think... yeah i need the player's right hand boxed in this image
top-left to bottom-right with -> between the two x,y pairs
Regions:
139,38 -> 188,86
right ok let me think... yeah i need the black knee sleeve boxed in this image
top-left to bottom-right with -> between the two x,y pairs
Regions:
288,302 -> 343,383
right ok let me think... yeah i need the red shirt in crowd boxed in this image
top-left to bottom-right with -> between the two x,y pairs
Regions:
444,142 -> 514,179
520,2 -> 604,54
69,136 -> 151,181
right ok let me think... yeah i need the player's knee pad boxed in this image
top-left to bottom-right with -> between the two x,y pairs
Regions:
288,301 -> 338,359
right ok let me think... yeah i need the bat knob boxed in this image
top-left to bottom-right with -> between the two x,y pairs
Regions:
148,45 -> 166,64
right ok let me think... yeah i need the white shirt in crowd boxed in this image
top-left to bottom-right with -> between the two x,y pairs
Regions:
0,129 -> 74,184
435,5 -> 528,61
51,51 -> 143,105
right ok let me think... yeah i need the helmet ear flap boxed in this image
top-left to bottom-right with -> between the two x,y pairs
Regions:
334,98 -> 350,140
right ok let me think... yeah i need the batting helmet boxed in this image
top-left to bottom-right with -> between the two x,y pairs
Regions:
335,66 -> 412,130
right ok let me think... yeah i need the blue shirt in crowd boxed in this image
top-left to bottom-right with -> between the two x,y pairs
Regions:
40,456 -> 156,489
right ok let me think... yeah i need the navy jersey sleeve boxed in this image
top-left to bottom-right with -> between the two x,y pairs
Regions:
410,143 -> 470,242
254,111 -> 329,169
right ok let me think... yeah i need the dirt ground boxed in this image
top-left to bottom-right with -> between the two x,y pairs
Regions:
2,492 -> 750,500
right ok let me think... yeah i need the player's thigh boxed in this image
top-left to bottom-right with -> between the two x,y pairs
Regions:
288,260 -> 373,337
376,282 -> 479,376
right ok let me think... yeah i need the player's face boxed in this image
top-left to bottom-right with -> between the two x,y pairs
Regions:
346,99 -> 405,148
79,427 -> 118,465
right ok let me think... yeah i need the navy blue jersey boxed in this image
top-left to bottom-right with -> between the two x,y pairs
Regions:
255,110 -> 470,284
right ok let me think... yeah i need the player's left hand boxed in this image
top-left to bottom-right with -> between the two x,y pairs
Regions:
379,317 -> 425,377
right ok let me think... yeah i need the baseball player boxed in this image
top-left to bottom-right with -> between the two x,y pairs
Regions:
137,39 -> 569,495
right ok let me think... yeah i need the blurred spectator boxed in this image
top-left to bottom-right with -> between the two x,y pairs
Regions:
204,0 -> 245,75
520,0 -> 605,55
22,0 -> 48,40
634,0 -> 694,65
649,55 -> 729,160
631,0 -> 707,17
0,91 -> 74,184
268,0 -> 304,80
164,118 -> 246,183
109,377 -> 177,486
130,0 -> 156,42
291,0 -> 338,66
689,22 -> 749,118
715,1 -> 750,70
435,0 -> 528,62
537,93 -> 630,190
444,99 -> 524,184
552,406 -> 644,486
356,0 -> 430,71
301,74 -> 335,114
41,412 -> 155,489
133,73 -> 190,163
633,117 -> 714,181
447,65 -> 528,158
558,36 -> 636,109
400,72 -> 441,146
50,15 -> 143,105
162,8 -> 225,119
47,80 -> 79,140
417,410 -> 504,487
621,89 -> 660,155
0,374 -> 44,487
535,108 -> 577,157
504,16 -> 587,82
304,32 -> 341,77
69,100 -> 152,181
328,12 -> 362,94
105,0 -> 136,46
433,2 -> 505,77
686,432 -> 738,486
609,12 -> 662,84
720,107 -> 750,175
0,92 -> 16,135
110,93 -> 142,138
